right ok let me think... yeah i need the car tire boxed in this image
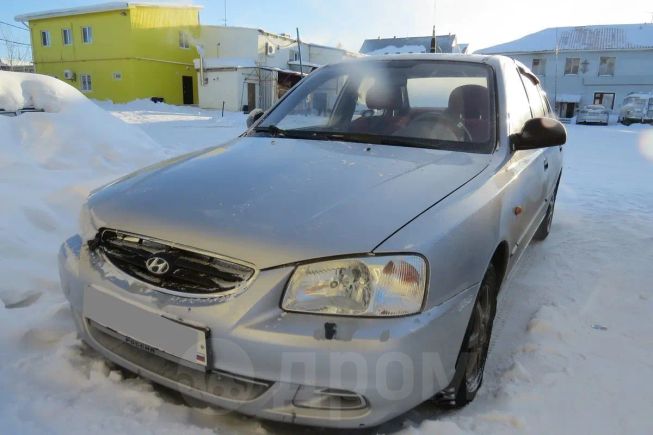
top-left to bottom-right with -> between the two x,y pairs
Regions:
434,264 -> 498,408
533,179 -> 559,241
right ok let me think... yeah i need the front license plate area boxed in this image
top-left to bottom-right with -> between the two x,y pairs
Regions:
83,286 -> 208,370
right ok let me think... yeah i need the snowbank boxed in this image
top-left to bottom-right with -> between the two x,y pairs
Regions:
0,71 -> 252,434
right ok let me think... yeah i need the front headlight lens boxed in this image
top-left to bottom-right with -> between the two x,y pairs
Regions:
282,255 -> 427,317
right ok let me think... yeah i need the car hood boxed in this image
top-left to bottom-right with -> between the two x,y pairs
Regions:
88,137 -> 489,269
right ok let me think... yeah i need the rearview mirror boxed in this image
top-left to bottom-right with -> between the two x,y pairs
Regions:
511,117 -> 567,150
246,108 -> 264,128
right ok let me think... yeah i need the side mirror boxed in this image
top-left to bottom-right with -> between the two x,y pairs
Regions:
511,117 -> 567,150
246,108 -> 264,128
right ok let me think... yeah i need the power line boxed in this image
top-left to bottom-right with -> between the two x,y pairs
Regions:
0,38 -> 31,47
0,20 -> 29,31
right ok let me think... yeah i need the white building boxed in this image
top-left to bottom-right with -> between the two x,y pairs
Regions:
195,26 -> 356,112
476,24 -> 653,119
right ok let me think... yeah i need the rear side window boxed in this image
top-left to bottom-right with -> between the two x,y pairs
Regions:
505,67 -> 532,132
520,73 -> 545,118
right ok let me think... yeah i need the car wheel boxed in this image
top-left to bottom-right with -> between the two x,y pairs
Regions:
434,264 -> 498,408
533,180 -> 559,241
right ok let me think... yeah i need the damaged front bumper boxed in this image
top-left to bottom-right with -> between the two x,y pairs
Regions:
58,234 -> 476,428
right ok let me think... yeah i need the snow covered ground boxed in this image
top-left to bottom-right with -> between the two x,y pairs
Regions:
1,71 -> 652,434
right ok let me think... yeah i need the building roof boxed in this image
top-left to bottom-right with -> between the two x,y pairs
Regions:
359,35 -> 460,55
0,58 -> 33,67
477,23 -> 653,54
15,2 -> 201,22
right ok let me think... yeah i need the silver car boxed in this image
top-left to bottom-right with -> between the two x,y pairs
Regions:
58,54 -> 565,429
576,104 -> 609,125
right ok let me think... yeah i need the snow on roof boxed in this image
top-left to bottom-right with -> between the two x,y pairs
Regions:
0,58 -> 33,67
287,60 -> 322,68
365,44 -> 427,55
194,57 -> 256,70
477,23 -> 653,54
360,35 -> 461,55
15,2 -> 201,22
556,94 -> 582,103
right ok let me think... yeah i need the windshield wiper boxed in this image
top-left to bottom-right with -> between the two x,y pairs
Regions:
318,132 -> 450,150
254,124 -> 287,137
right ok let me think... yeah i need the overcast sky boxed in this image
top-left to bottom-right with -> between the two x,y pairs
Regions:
2,0 -> 653,60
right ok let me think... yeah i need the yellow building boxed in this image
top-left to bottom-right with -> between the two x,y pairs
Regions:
16,3 -> 201,105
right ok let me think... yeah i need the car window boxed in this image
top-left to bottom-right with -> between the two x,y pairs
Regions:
520,73 -> 545,118
505,67 -> 532,132
539,88 -> 552,116
258,60 -> 496,153
278,75 -> 348,129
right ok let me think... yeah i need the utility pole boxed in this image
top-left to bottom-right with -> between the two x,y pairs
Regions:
296,27 -> 304,78
223,0 -> 227,26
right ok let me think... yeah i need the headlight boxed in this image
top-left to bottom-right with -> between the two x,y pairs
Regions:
78,202 -> 97,240
282,255 -> 428,317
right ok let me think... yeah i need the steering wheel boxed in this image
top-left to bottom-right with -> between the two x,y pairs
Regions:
409,112 -> 472,142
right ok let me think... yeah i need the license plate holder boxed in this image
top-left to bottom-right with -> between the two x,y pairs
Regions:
83,286 -> 209,370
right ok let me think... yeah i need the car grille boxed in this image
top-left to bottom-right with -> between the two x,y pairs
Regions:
93,229 -> 255,296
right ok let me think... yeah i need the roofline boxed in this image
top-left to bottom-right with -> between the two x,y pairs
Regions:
476,22 -> 653,55
15,2 -> 202,22
476,46 -> 653,55
200,24 -> 355,55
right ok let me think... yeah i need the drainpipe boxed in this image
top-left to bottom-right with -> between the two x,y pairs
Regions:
196,44 -> 206,86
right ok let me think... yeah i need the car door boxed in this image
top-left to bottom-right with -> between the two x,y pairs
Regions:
501,65 -> 549,260
537,85 -> 563,198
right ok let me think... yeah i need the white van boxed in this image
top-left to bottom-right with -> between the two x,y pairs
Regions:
619,92 -> 653,125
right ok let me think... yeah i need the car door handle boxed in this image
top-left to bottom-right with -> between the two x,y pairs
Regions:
543,158 -> 549,170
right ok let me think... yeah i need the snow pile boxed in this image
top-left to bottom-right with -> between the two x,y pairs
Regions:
0,71 -> 250,434
0,71 -> 158,171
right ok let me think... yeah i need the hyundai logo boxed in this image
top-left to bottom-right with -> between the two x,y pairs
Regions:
145,256 -> 170,275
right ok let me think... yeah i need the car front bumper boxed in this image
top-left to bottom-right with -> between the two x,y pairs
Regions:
58,235 -> 477,428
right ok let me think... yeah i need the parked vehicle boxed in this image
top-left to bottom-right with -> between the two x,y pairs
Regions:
59,54 -> 565,429
618,92 -> 653,125
576,104 -> 609,125
0,107 -> 44,117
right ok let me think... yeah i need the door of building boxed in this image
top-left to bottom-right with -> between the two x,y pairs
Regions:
182,76 -> 194,105
247,83 -> 256,113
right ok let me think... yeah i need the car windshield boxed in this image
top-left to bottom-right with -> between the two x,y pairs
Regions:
624,97 -> 646,108
253,60 -> 496,153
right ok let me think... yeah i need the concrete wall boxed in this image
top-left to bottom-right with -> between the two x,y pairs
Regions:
508,49 -> 653,112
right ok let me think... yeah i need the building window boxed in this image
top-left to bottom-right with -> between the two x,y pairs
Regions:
594,92 -> 615,110
564,57 -> 580,75
599,57 -> 615,76
80,74 -> 92,92
531,58 -> 546,75
40,31 -> 51,47
112,72 -> 122,80
179,31 -> 189,49
62,28 -> 72,45
82,26 -> 93,44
